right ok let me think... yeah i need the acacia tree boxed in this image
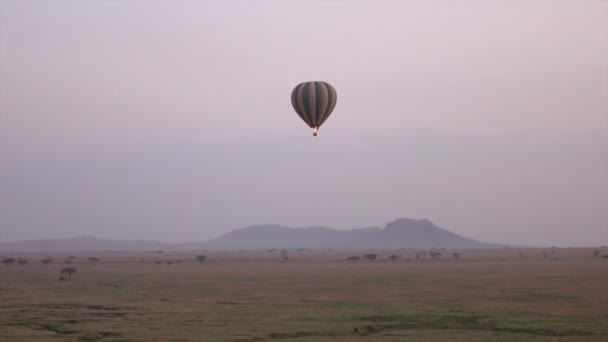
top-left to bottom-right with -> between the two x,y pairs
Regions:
363,254 -> 377,262
196,255 -> 207,264
280,250 -> 289,262
2,258 -> 16,267
452,252 -> 460,261
41,257 -> 53,265
429,251 -> 441,262
17,258 -> 28,266
88,257 -> 100,264
388,254 -> 400,262
346,256 -> 361,262
60,267 -> 77,280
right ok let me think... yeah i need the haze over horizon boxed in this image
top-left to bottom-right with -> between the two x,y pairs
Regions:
1,1 -> 607,247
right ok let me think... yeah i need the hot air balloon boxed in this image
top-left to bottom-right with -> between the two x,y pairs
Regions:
291,81 -> 337,136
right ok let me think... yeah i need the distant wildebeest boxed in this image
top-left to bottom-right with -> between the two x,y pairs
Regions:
346,256 -> 361,262
452,252 -> 460,261
363,254 -> 377,262
388,254 -> 400,262
59,267 -> 77,280
196,255 -> 207,264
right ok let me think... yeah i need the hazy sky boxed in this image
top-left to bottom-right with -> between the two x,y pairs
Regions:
1,1 -> 606,246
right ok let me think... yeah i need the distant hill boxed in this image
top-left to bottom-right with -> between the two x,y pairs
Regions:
200,218 -> 499,250
0,236 -> 168,254
0,218 -> 502,253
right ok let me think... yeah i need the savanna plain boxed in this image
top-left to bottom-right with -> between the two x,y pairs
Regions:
1,248 -> 607,341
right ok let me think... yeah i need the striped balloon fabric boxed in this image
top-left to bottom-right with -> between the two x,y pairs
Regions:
291,81 -> 337,136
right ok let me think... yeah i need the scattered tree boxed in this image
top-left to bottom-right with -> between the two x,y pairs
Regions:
154,260 -> 163,266
363,254 -> 377,262
388,254 -> 400,262
68,256 -> 77,260
452,252 -> 460,261
175,260 -> 182,264
88,257 -> 100,264
41,257 -> 53,265
593,250 -> 601,258
415,251 -> 427,262
64,259 -> 73,264
166,260 -> 174,266
280,250 -> 289,262
17,258 -> 28,266
430,250 -> 441,262
346,256 -> 361,262
196,255 -> 207,264
2,258 -> 16,267
60,267 -> 77,280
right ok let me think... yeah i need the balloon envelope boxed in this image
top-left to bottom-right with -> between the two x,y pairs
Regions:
291,81 -> 337,136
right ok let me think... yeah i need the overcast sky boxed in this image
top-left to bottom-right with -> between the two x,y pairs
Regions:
1,1 -> 606,246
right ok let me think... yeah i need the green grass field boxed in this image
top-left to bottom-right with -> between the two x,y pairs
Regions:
1,248 -> 607,341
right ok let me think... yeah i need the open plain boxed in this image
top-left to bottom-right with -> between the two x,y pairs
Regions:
1,248 -> 607,341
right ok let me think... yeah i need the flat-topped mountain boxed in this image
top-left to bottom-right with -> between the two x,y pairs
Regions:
0,218 -> 501,253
